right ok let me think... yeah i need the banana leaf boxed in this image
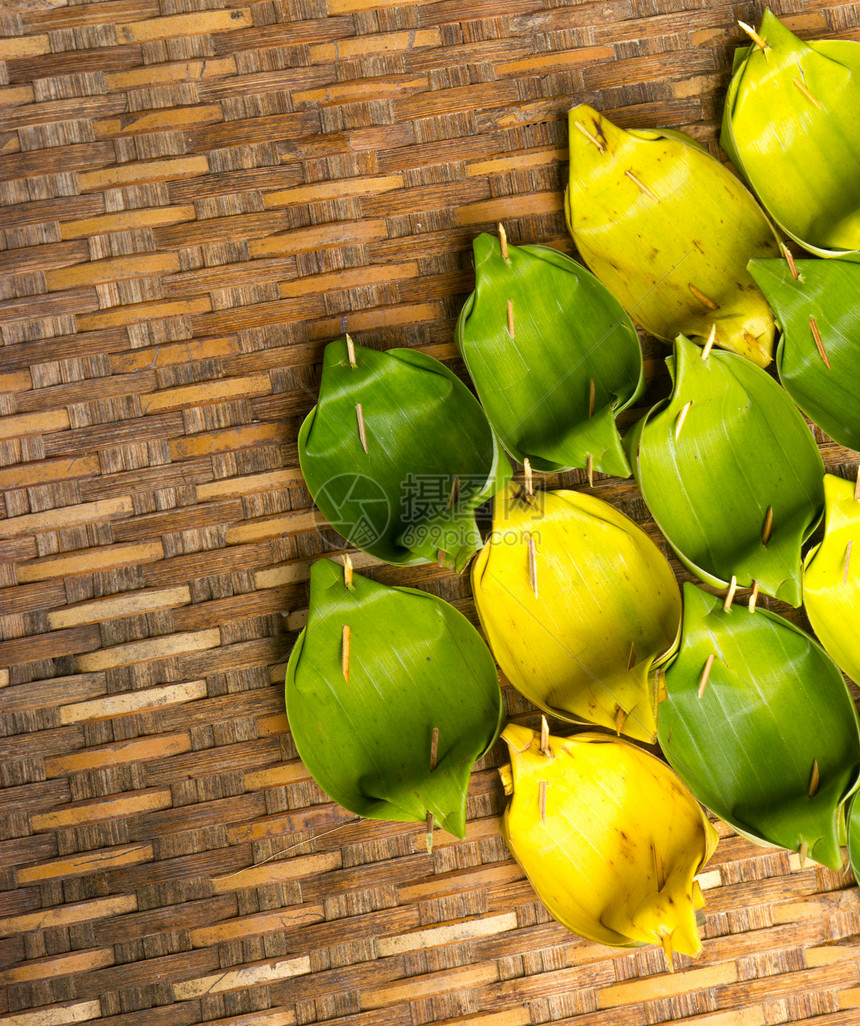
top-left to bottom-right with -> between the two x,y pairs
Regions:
286,558 -> 504,839
658,583 -> 860,871
299,339 -> 511,571
626,334 -> 825,606
455,232 -> 643,478
565,104 -> 779,366
499,722 -> 718,958
803,473 -> 860,685
721,9 -> 860,258
471,483 -> 681,743
748,256 -> 860,451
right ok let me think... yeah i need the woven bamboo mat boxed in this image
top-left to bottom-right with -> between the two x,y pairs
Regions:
2,0 -> 860,1024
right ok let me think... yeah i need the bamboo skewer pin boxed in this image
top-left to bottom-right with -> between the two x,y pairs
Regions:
356,402 -> 368,453
723,575 -> 738,611
586,454 -> 594,488
539,715 -> 551,757
615,706 -> 627,735
701,323 -> 717,360
809,315 -> 831,369
588,378 -> 596,418
625,169 -> 659,202
539,779 -> 547,823
809,759 -> 820,798
523,457 -> 533,498
574,120 -> 606,152
748,579 -> 760,612
430,727 -> 439,771
426,811 -> 434,853
507,299 -> 515,339
498,222 -> 509,260
346,333 -> 357,367
844,540 -> 853,584
781,242 -> 800,280
794,76 -> 824,109
341,625 -> 351,683
343,552 -> 354,590
674,401 -> 692,441
698,654 -> 716,700
689,284 -> 720,311
738,19 -> 768,51
762,506 -> 773,545
798,840 -> 808,869
527,533 -> 538,598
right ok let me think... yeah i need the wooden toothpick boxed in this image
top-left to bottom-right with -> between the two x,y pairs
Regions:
343,552 -> 354,590
527,533 -> 538,598
574,120 -> 606,152
689,284 -> 719,311
539,715 -> 550,757
498,222 -> 509,260
701,323 -> 716,360
738,19 -> 768,51
346,333 -> 357,367
356,402 -> 368,453
808,759 -> 820,799
748,579 -> 760,612
341,625 -> 351,683
586,453 -> 594,488
809,315 -> 831,369
430,726 -> 439,772
625,169 -> 659,202
762,506 -> 773,545
698,654 -> 716,700
507,299 -> 515,338
723,575 -> 737,611
539,780 -> 547,823
523,457 -> 533,498
674,400 -> 692,441
588,378 -> 596,418
794,76 -> 823,109
781,243 -> 800,280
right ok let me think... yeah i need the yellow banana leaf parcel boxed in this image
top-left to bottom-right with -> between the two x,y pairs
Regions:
566,104 -> 778,366
749,256 -> 860,452
658,584 -> 860,870
471,483 -> 681,743
299,338 -> 511,571
286,558 -> 504,839
721,9 -> 860,258
803,473 -> 860,685
499,722 -> 718,959
456,232 -> 643,478
626,334 -> 825,606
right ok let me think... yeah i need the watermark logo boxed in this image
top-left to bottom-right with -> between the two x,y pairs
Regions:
315,473 -> 390,549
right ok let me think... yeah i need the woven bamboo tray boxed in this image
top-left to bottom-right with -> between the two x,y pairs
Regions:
2,1 -> 860,1024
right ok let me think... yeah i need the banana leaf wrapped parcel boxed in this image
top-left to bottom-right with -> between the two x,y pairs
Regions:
499,722 -> 718,961
566,104 -> 779,366
658,584 -> 860,871
626,334 -> 825,606
299,338 -> 511,571
456,230 -> 643,479
286,558 -> 504,839
748,256 -> 860,451
803,473 -> 860,685
721,9 -> 860,257
472,482 -> 681,743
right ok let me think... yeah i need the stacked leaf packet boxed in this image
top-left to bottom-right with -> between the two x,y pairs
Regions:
749,257 -> 860,451
472,482 -> 681,744
803,474 -> 860,686
286,558 -> 504,839
299,338 -> 511,571
659,584 -> 860,870
565,103 -> 779,366
455,230 -> 644,479
626,334 -> 825,606
499,723 -> 718,959
722,8 -> 860,257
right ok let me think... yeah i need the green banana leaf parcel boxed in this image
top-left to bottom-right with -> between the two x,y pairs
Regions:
456,232 -> 644,478
749,257 -> 860,451
299,339 -> 511,571
627,334 -> 825,606
721,9 -> 860,258
658,584 -> 860,871
286,558 -> 505,839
